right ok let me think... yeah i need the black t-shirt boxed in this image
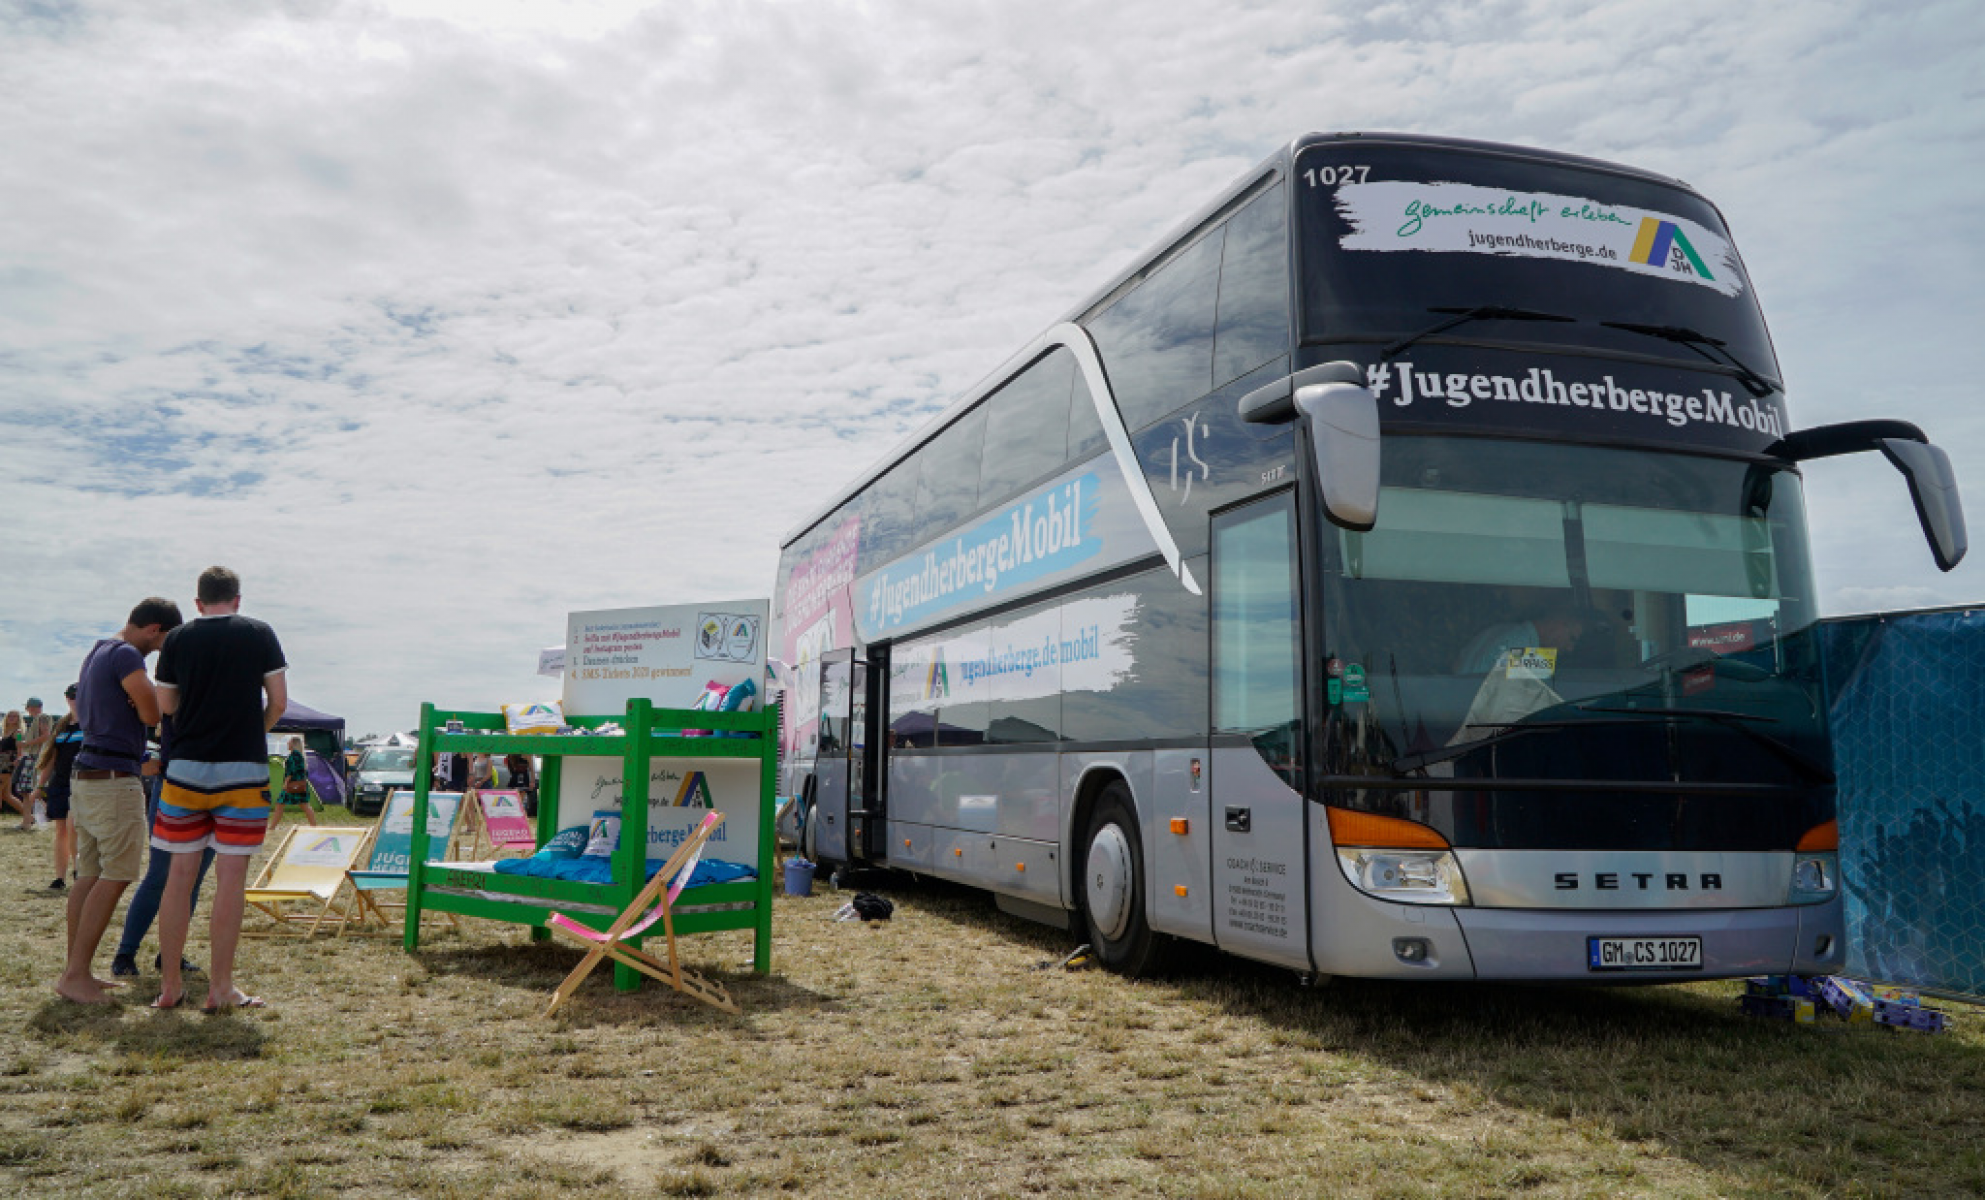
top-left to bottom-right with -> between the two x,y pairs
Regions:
45,718 -> 84,804
155,614 -> 288,763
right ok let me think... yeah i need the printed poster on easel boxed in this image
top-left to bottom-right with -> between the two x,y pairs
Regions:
561,600 -> 770,855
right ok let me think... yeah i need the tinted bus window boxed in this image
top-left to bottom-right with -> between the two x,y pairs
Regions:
1087,229 -> 1225,432
979,350 -> 1074,506
1212,495 -> 1300,733
1060,570 -> 1208,741
913,406 -> 988,544
1213,185 -> 1290,388
985,601 -> 1062,744
1066,364 -> 1107,463
889,627 -> 989,749
857,464 -> 919,574
1295,143 -> 1777,373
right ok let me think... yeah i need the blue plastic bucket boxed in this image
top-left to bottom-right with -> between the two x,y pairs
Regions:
783,857 -> 817,897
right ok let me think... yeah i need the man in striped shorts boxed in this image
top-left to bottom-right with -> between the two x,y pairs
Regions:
152,566 -> 288,1013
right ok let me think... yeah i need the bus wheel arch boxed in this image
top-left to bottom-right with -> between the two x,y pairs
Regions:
1078,776 -> 1172,977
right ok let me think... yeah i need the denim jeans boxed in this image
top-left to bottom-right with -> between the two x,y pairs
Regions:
116,784 -> 214,962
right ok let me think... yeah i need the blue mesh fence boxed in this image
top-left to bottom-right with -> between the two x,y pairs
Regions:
1820,608 -> 1985,1000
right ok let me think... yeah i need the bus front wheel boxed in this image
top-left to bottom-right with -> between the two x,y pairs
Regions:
1082,783 -> 1170,977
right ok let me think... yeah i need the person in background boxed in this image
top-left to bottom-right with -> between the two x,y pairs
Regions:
113,716 -> 212,980
19,697 -> 54,823
34,685 -> 84,890
55,597 -> 182,1005
0,711 -> 25,826
505,752 -> 536,817
269,735 -> 321,831
468,751 -> 495,791
153,566 -> 287,1012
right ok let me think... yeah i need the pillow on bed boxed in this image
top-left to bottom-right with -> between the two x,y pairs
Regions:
536,825 -> 590,859
583,812 -> 620,858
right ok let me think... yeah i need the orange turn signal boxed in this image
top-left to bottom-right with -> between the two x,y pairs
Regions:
1015,862 -> 1025,872
1796,819 -> 1838,852
1169,817 -> 1189,835
1326,807 -> 1449,850
1174,885 -> 1188,897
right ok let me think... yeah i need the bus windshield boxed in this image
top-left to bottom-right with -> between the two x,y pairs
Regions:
1296,141 -> 1780,376
1321,438 -> 1826,788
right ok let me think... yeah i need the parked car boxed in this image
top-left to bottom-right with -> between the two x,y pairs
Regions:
348,745 -> 418,818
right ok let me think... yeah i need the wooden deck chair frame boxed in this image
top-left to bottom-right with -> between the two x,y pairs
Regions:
459,787 -> 536,861
341,792 -> 468,937
544,810 -> 737,1016
243,824 -> 375,938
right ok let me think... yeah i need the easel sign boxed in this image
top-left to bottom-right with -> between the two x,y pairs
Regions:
563,599 -> 769,714
476,789 -> 535,847
557,757 -> 761,860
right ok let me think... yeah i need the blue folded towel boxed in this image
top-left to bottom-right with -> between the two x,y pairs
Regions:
491,856 -> 756,888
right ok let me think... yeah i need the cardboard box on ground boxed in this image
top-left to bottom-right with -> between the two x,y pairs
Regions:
559,600 -> 770,860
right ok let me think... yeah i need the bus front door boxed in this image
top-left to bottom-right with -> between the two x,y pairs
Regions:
1207,491 -> 1314,971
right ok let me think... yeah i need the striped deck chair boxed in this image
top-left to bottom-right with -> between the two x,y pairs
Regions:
243,825 -> 374,938
543,810 -> 737,1016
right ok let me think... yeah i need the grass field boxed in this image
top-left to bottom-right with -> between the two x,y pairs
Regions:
2,808 -> 1981,1199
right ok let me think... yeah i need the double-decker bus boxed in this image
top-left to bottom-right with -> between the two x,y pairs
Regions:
771,133 -> 1966,982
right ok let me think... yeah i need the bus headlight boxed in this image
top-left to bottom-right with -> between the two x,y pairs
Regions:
1336,849 -> 1470,906
1790,852 -> 1837,903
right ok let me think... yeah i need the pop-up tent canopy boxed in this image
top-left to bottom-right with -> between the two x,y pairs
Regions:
272,700 -> 348,806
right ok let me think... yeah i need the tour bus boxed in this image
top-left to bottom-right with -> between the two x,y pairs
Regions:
770,132 -> 1966,982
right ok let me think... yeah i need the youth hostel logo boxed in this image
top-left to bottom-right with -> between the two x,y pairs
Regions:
671,772 -> 715,809
1629,218 -> 1712,281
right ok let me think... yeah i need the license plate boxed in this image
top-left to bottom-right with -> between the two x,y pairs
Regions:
1587,935 -> 1702,971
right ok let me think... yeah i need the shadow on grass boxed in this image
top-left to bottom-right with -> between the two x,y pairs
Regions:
887,870 -> 1985,1196
411,938 -> 841,1025
25,1000 -> 267,1060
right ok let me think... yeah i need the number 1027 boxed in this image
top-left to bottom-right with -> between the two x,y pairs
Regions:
1303,165 -> 1370,187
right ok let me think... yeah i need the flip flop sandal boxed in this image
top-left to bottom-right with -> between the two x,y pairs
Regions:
203,994 -> 266,1014
150,992 -> 185,1010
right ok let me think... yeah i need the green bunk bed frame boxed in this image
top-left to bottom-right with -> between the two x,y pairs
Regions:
402,697 -> 777,992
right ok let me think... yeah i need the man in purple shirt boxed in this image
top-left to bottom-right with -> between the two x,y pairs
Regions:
55,596 -> 183,1005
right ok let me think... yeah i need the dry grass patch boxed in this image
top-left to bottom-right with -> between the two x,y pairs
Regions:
2,813 -> 1983,1196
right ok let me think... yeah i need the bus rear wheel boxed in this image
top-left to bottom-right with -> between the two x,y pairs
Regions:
1082,782 -> 1170,977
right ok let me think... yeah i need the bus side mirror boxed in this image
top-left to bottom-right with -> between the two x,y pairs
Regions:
1878,438 -> 1967,572
1238,361 -> 1382,531
1769,419 -> 1968,573
1297,380 -> 1381,532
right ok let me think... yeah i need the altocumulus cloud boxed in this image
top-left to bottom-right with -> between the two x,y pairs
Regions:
1,0 -> 1980,733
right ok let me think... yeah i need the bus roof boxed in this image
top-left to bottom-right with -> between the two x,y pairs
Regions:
780,132 -> 1700,550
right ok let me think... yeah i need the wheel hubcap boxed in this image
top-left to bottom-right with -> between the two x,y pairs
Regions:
1086,823 -> 1132,941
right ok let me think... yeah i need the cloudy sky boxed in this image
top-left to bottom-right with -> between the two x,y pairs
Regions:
3,0 -> 1981,738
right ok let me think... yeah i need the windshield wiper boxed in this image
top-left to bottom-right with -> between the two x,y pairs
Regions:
1598,321 -> 1781,398
1381,305 -> 1576,359
1575,704 -> 1833,784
